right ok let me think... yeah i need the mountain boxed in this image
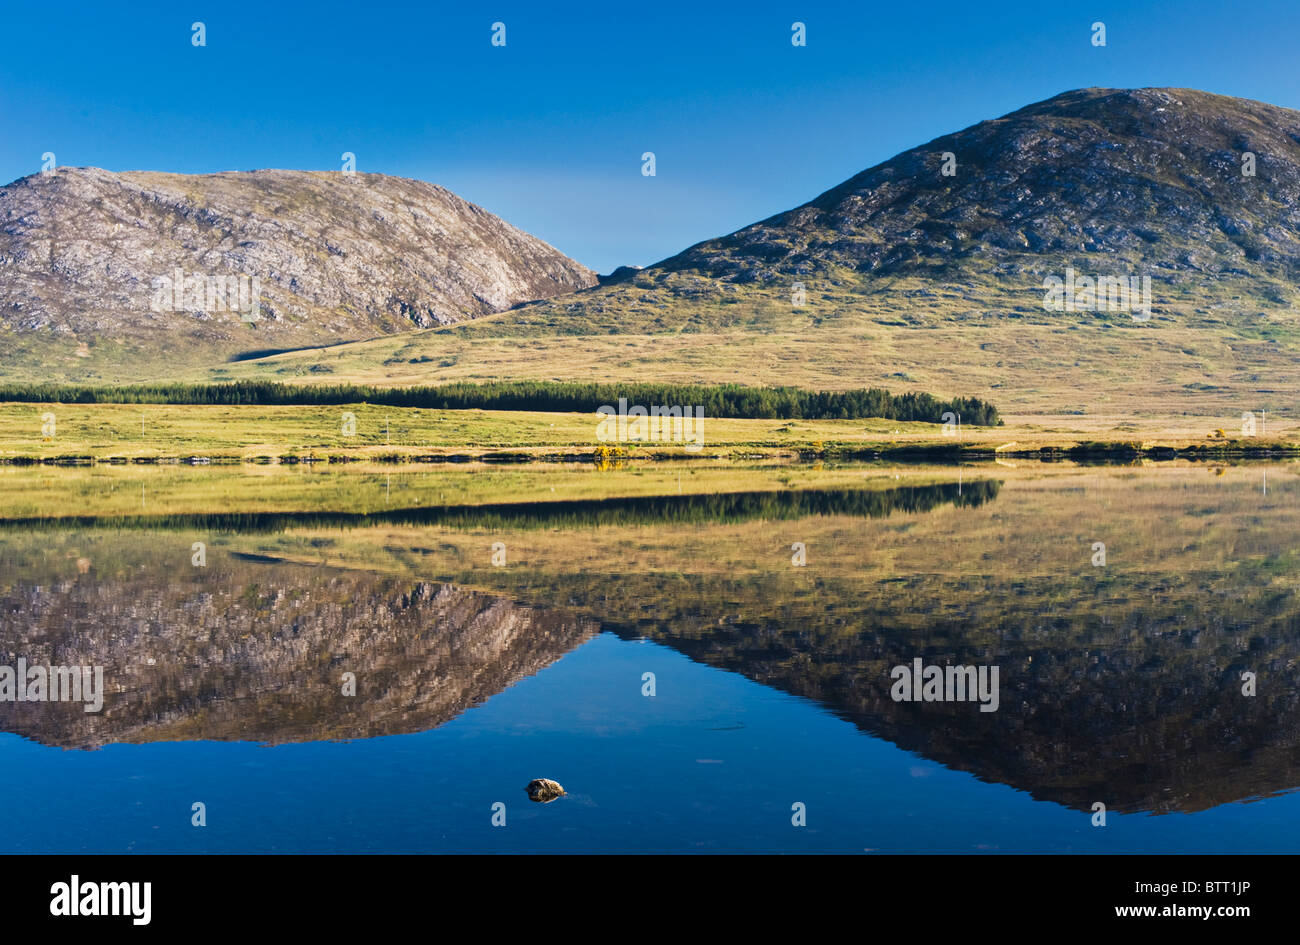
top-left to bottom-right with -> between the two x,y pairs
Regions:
548,86 -> 1300,328
0,167 -> 595,378
207,87 -> 1300,422
650,87 -> 1300,288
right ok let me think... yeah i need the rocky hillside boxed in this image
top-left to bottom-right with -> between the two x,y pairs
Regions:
648,87 -> 1300,290
214,88 -> 1300,418
0,167 -> 595,376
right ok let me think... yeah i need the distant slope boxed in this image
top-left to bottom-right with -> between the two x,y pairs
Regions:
655,87 -> 1300,287
504,86 -> 1300,333
205,88 -> 1300,421
0,167 -> 595,380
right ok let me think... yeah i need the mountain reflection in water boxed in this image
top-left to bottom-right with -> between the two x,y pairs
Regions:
1,470 -> 1297,826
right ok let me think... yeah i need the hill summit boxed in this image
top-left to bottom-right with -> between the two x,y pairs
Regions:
649,87 -> 1300,294
0,167 -> 595,374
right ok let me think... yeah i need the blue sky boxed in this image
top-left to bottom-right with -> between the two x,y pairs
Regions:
3,1 -> 1299,273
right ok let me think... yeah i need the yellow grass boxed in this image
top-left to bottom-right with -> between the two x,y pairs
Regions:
0,401 -> 1294,464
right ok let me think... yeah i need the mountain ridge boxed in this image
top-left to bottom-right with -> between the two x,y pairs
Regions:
7,87 -> 1300,419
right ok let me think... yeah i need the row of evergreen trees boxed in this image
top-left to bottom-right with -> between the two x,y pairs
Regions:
1,481 -> 1002,534
0,380 -> 1001,425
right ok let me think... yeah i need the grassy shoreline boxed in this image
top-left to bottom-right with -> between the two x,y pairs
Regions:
3,456 -> 1291,525
6,443 -> 1300,466
0,401 -> 1294,465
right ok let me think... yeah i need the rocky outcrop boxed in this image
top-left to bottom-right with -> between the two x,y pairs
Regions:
0,167 -> 595,363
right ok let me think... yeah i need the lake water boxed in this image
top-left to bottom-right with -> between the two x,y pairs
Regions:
1,461 -> 1298,853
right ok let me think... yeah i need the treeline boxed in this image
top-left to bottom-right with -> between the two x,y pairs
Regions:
0,481 -> 1001,534
0,380 -> 1001,425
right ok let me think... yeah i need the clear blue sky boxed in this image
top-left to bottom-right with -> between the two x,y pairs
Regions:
3,0 -> 1298,273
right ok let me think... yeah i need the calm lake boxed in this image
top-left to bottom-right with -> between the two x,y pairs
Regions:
1,461 -> 1297,853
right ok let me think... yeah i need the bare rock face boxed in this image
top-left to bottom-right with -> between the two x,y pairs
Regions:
0,167 -> 596,368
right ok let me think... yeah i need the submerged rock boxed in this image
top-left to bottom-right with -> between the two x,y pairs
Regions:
526,778 -> 566,803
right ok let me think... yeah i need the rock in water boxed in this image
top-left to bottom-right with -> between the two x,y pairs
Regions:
526,778 -> 566,803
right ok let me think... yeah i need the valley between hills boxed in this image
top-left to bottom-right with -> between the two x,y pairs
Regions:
3,87 -> 1300,451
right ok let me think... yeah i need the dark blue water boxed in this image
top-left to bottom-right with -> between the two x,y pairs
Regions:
2,467 -> 1298,853
3,633 -> 1298,853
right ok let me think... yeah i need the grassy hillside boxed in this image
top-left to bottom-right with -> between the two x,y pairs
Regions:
6,89 -> 1300,429
153,266 -> 1300,425
152,89 -> 1300,422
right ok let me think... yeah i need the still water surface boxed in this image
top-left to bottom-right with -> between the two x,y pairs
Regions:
1,462 -> 1297,852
